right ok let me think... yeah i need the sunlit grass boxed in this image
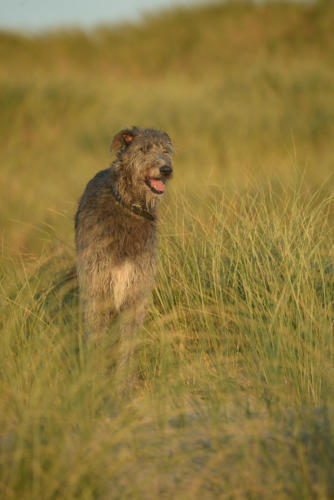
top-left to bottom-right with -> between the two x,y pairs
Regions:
1,179 -> 334,498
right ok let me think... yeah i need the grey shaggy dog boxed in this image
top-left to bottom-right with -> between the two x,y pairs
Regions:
75,126 -> 173,352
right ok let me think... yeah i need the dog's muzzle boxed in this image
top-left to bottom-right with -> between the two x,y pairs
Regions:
145,164 -> 173,195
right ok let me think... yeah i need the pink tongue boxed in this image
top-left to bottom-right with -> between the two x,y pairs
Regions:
149,179 -> 165,192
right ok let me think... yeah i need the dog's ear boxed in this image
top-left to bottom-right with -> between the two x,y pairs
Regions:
110,127 -> 138,152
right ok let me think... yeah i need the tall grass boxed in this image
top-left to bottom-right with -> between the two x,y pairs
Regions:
1,1 -> 334,498
1,181 -> 334,498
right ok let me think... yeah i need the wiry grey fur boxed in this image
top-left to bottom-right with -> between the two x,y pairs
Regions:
75,127 -> 173,352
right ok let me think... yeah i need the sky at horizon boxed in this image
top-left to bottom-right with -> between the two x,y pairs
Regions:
0,0 -> 195,32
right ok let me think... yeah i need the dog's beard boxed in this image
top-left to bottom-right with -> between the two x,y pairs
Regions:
144,188 -> 162,212
112,165 -> 166,214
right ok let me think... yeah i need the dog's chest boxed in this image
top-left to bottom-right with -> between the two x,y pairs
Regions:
112,257 -> 155,310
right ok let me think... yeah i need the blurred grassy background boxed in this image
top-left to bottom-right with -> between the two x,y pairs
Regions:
1,0 -> 334,253
1,0 -> 334,498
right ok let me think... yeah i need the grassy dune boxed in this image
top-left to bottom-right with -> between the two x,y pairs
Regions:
1,1 -> 334,498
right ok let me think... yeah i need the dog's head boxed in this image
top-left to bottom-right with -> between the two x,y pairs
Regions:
111,126 -> 174,201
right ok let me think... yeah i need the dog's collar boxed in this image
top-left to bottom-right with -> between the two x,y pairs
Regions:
109,183 -> 156,223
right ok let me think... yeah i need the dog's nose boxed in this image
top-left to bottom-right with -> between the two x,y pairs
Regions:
159,165 -> 173,177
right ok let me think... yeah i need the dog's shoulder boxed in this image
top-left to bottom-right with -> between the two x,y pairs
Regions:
85,168 -> 111,192
75,169 -> 113,229
78,168 -> 112,206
